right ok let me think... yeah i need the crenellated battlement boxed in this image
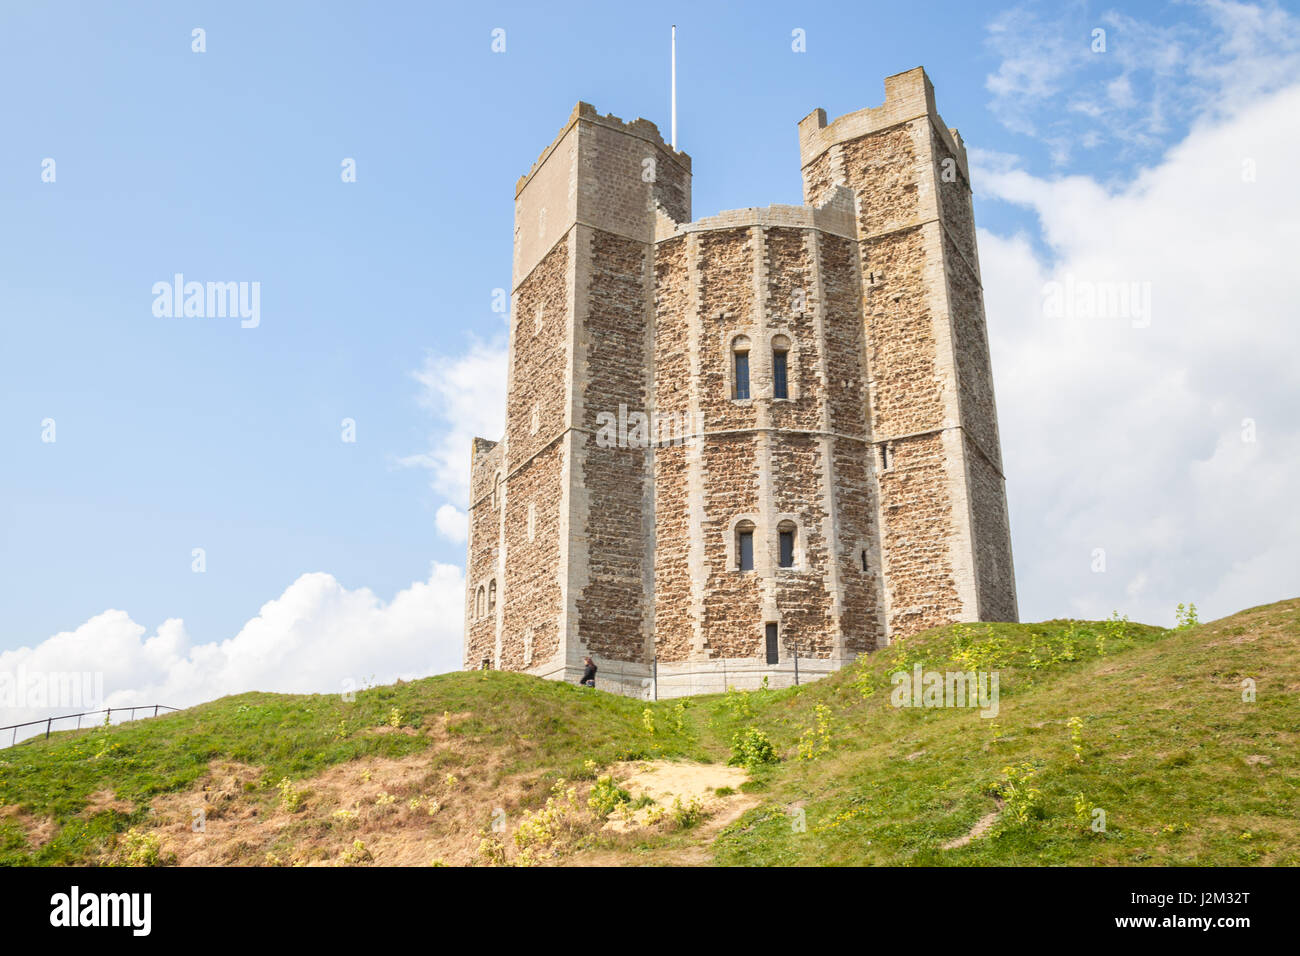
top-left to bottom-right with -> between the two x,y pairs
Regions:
654,186 -> 858,242
799,66 -> 969,184
515,101 -> 691,198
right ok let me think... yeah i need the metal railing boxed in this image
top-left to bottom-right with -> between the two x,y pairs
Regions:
1,705 -> 181,749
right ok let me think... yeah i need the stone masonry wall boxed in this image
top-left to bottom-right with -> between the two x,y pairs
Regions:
966,440 -> 1017,623
501,443 -> 563,669
877,432 -> 960,634
933,133 -> 979,272
764,227 -> 821,433
700,432 -> 762,659
465,439 -> 503,668
818,230 -> 886,653
770,434 -> 834,657
651,236 -> 695,661
823,116 -> 970,639
698,229 -> 757,432
832,437 -> 883,652
496,232 -> 570,670
944,233 -> 1000,469
576,228 -> 651,662
507,237 -> 570,470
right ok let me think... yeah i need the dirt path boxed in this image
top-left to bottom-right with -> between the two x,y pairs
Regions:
940,799 -> 1003,850
565,760 -> 759,867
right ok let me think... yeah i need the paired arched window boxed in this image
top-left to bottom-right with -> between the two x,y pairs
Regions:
730,518 -> 802,571
488,579 -> 497,612
728,332 -> 794,401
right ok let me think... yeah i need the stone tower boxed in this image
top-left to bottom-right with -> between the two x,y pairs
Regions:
465,67 -> 1016,697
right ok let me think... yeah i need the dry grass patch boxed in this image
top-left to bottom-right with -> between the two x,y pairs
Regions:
0,804 -> 56,849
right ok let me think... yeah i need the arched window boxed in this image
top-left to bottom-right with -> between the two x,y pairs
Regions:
861,549 -> 869,572
488,579 -> 497,612
772,335 -> 791,400
777,520 -> 796,569
736,520 -> 755,571
476,586 -> 486,618
732,335 -> 751,400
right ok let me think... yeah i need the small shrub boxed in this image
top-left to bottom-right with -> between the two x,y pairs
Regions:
1175,603 -> 1199,629
477,834 -> 506,866
1067,716 -> 1084,763
994,763 -> 1043,827
278,777 -> 305,813
669,795 -> 705,829
671,701 -> 687,734
1073,792 -> 1100,833
1099,611 -> 1129,655
341,839 -> 372,865
112,828 -> 175,867
723,686 -> 753,719
588,775 -> 632,818
513,780 -> 583,864
797,704 -> 833,761
729,728 -> 778,769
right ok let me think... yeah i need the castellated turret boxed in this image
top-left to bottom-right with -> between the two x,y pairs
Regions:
464,67 -> 1017,696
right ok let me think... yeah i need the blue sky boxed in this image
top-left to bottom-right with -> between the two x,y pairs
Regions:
3,0 -> 1298,717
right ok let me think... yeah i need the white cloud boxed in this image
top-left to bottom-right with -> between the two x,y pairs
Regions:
400,336 -> 508,508
0,564 -> 466,743
977,81 -> 1300,627
435,503 -> 468,543
984,0 -> 1300,164
1,328 -> 507,744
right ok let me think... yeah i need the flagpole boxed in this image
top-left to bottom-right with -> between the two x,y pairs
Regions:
671,25 -> 677,150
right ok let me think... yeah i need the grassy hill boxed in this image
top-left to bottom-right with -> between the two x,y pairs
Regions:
1,598 -> 1296,866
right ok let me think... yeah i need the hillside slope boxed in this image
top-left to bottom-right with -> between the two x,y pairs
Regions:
1,599 -> 1296,866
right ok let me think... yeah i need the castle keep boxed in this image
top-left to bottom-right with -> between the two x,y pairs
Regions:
464,67 -> 1017,696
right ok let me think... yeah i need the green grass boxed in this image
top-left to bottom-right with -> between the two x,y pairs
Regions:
2,598 -> 1297,865
0,672 -> 704,865
707,599 -> 1300,865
